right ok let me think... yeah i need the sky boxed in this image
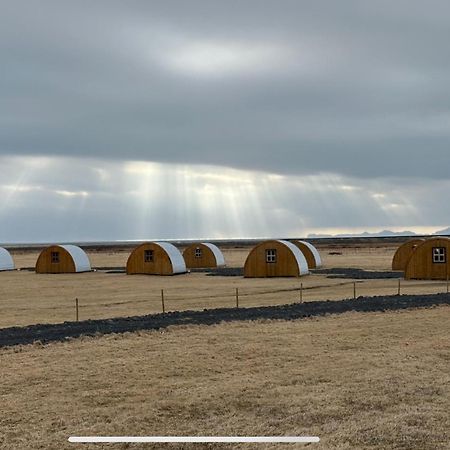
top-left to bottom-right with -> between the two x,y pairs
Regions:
1,0 -> 450,242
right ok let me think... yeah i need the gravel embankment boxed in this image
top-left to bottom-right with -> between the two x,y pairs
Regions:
0,293 -> 449,348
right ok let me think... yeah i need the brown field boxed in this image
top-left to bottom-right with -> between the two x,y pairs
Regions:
1,243 -> 449,329
2,241 -> 450,449
7,242 -> 397,270
1,306 -> 449,449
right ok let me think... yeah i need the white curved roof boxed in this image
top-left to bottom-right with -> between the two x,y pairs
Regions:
298,240 -> 322,267
0,247 -> 14,271
60,245 -> 91,272
155,242 -> 187,274
278,240 -> 309,275
202,243 -> 226,267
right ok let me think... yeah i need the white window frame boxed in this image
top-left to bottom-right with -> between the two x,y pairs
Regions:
266,248 -> 277,263
195,248 -> 202,258
432,247 -> 446,264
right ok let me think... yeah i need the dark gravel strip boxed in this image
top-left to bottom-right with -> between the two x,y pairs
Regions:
1,293 -> 449,348
312,268 -> 404,279
190,267 -> 244,276
192,267 -> 404,279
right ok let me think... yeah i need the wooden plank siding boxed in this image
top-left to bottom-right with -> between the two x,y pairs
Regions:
183,243 -> 219,269
392,239 -> 425,271
405,237 -> 450,280
126,243 -> 175,275
244,240 -> 301,278
35,246 -> 76,273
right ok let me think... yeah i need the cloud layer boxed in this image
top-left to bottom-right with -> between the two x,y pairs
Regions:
2,1 -> 450,179
0,156 -> 447,242
1,2 -> 450,241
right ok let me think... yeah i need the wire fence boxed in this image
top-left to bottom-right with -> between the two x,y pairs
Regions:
66,277 -> 450,324
2,270 -> 450,328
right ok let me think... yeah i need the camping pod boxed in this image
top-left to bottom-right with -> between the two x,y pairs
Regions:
405,237 -> 450,280
291,240 -> 322,269
126,242 -> 187,275
392,238 -> 425,271
36,245 -> 91,273
0,247 -> 15,271
183,243 -> 225,269
244,240 -> 309,278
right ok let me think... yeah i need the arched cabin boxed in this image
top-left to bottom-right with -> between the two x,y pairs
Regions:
244,240 -> 309,278
183,243 -> 226,269
126,242 -> 187,275
36,245 -> 91,273
405,237 -> 450,280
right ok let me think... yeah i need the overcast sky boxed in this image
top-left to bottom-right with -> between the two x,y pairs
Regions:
1,1 -> 450,242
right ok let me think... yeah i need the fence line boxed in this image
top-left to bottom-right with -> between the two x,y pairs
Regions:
8,278 -> 450,328
75,278 -> 450,311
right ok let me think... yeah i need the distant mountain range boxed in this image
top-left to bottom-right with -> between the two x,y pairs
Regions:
434,227 -> 450,235
308,227 -> 450,239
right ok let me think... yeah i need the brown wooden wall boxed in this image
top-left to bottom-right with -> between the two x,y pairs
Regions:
291,241 -> 316,269
405,237 -> 450,280
35,246 -> 76,273
183,243 -> 218,269
244,240 -> 301,278
126,243 -> 175,275
392,239 -> 425,271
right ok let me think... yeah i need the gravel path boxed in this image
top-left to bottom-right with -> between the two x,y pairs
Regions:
191,267 -> 404,279
0,293 -> 449,347
190,267 -> 244,276
312,268 -> 404,279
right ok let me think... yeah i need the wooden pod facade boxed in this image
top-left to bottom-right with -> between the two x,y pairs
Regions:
291,240 -> 322,269
0,247 -> 15,271
392,239 -> 425,271
126,242 -> 187,275
35,245 -> 91,273
405,237 -> 450,280
183,243 -> 225,269
244,240 -> 309,278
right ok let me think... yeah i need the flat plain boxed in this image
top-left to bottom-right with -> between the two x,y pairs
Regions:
1,307 -> 449,449
1,243 -> 449,328
1,241 -> 449,449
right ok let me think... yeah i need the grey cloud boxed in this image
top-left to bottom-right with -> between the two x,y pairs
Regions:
1,1 -> 450,179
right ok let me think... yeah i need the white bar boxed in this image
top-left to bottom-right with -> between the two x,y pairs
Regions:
68,436 -> 320,443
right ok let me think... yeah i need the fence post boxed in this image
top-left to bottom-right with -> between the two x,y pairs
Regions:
397,278 -> 401,296
75,297 -> 79,322
235,287 -> 239,308
353,282 -> 356,299
161,289 -> 165,313
300,282 -> 303,303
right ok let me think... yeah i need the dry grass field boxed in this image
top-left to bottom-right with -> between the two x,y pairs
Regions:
8,243 -> 396,270
1,241 -> 450,449
1,243 -> 449,329
1,306 -> 449,449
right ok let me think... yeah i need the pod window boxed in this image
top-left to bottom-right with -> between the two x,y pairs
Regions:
432,247 -> 446,263
266,249 -> 277,263
195,248 -> 202,258
144,249 -> 154,263
51,251 -> 60,263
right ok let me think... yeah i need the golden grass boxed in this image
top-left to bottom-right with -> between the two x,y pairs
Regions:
1,245 -> 449,328
1,306 -> 449,449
